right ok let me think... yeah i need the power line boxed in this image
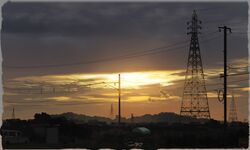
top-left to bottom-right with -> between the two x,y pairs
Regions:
4,34 -> 221,69
206,71 -> 250,80
227,72 -> 250,77
228,78 -> 249,84
200,30 -> 219,35
228,85 -> 250,89
4,69 -> 247,93
204,20 -> 247,26
196,7 -> 223,12
3,41 -> 188,69
207,78 -> 249,86
228,65 -> 250,69
206,84 -> 249,92
232,33 -> 248,35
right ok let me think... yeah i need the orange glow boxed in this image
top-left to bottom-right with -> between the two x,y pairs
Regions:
15,70 -> 184,89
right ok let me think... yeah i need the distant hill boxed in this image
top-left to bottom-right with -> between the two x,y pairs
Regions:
132,112 -> 195,123
51,112 -> 209,124
51,112 -> 113,123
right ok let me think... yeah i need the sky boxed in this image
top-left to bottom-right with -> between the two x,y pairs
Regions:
1,2 -> 249,121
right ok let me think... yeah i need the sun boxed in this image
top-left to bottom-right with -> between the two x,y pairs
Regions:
14,70 -> 184,89
105,71 -> 182,89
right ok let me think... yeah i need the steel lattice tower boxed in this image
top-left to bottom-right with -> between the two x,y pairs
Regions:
229,92 -> 237,122
180,10 -> 210,119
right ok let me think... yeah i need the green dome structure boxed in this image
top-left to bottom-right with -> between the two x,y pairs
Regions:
132,127 -> 151,135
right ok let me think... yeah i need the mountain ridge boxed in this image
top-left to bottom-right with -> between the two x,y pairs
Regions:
51,112 -> 209,123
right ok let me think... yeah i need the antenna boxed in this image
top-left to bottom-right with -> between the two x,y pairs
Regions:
110,103 -> 114,119
12,107 -> 15,119
131,113 -> 134,123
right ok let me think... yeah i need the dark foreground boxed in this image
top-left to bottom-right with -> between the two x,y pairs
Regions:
1,117 -> 249,149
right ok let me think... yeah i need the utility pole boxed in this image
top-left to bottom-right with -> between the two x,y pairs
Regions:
118,74 -> 121,125
218,26 -> 232,126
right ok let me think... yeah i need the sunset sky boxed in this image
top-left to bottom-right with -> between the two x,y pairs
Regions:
2,2 -> 248,121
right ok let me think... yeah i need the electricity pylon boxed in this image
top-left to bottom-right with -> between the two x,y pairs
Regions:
229,91 -> 237,122
180,10 -> 210,119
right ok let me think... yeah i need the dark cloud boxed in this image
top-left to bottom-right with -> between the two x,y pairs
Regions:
2,2 -> 248,80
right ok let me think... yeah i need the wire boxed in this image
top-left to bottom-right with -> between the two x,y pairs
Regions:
206,85 -> 250,93
4,34 -> 221,69
204,20 -> 247,26
228,78 -> 249,84
4,42 -> 188,69
227,72 -> 250,77
231,31 -> 248,34
196,7 -> 223,12
5,73 -> 248,95
206,71 -> 250,80
228,85 -> 250,89
200,31 -> 219,37
3,81 -> 119,95
228,65 -> 250,69
188,77 -> 248,87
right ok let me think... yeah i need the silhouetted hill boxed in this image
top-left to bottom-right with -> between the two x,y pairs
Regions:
132,112 -> 199,123
51,112 -> 112,123
51,112 -> 209,124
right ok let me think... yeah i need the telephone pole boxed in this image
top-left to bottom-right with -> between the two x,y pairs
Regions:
218,26 -> 231,126
118,74 -> 121,125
